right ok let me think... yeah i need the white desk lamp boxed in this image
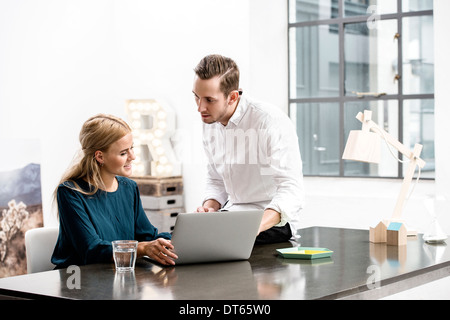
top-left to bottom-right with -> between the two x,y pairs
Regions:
342,110 -> 426,244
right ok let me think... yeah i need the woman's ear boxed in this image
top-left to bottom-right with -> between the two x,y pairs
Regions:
94,150 -> 104,165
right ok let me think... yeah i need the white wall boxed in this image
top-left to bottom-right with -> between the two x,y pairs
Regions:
434,0 -> 450,204
249,0 -> 288,112
0,0 -> 289,226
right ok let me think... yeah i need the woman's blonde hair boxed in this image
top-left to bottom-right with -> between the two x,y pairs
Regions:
55,114 -> 132,198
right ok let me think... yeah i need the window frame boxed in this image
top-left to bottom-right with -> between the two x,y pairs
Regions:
287,0 -> 434,179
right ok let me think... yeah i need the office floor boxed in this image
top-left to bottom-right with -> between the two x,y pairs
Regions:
300,177 -> 450,300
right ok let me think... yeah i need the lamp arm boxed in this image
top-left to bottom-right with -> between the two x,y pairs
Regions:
352,111 -> 427,227
392,144 -> 424,221
355,112 -> 425,168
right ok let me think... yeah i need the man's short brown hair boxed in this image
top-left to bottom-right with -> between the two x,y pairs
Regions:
194,54 -> 240,97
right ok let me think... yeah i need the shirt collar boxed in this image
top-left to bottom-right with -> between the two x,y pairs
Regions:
227,93 -> 248,127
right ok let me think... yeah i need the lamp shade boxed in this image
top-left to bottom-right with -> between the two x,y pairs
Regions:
342,130 -> 381,164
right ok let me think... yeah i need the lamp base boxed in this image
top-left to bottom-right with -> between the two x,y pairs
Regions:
423,219 -> 448,244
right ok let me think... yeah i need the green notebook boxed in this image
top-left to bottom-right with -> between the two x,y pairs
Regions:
276,247 -> 333,260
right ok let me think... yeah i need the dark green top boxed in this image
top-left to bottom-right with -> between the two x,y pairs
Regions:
51,176 -> 170,268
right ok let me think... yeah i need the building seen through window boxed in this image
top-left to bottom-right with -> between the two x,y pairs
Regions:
288,0 -> 434,178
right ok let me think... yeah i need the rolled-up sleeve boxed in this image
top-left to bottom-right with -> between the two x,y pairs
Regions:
262,117 -> 305,228
203,152 -> 229,207
202,127 -> 229,207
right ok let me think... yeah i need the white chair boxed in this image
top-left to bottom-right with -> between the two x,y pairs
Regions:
25,227 -> 59,273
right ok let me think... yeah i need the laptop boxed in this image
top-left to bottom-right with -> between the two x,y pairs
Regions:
169,210 -> 263,265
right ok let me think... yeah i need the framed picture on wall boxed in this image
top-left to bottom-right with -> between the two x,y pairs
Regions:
0,139 -> 43,277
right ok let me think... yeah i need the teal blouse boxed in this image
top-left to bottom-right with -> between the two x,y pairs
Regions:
51,176 -> 170,268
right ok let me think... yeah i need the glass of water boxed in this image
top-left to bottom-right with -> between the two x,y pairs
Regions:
112,240 -> 138,272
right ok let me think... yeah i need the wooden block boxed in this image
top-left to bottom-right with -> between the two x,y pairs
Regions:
386,222 -> 407,246
369,221 -> 387,243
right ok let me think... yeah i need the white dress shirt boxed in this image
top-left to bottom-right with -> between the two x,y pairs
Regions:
202,94 -> 305,235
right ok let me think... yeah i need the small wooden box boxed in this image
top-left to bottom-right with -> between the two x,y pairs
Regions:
141,195 -> 184,210
132,176 -> 183,197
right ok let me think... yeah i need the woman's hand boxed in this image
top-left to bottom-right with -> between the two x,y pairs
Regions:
138,238 -> 178,266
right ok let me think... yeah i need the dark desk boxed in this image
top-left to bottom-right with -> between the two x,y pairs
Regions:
0,227 -> 449,300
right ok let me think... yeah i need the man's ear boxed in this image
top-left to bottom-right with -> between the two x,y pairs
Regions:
227,90 -> 240,106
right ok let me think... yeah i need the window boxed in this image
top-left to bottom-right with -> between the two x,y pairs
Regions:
288,0 -> 434,178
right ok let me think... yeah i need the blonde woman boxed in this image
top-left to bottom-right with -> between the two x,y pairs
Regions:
51,114 -> 177,268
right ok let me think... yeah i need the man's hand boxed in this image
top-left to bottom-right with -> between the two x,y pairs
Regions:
196,199 -> 221,212
196,206 -> 216,212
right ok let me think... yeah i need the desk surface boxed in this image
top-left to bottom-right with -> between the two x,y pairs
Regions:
0,227 -> 449,300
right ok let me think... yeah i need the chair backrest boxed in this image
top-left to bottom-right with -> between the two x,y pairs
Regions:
25,227 -> 59,273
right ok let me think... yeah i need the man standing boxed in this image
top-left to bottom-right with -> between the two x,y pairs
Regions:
193,54 -> 304,244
